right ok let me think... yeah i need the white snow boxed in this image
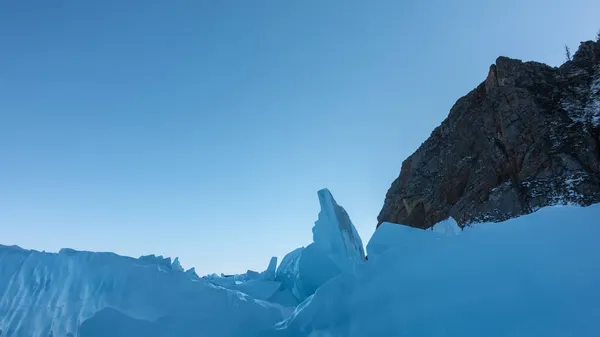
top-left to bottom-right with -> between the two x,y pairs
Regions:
587,75 -> 600,126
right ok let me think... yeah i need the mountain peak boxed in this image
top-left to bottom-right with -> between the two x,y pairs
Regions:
378,40 -> 600,229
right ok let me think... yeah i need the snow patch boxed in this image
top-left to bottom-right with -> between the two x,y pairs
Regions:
561,68 -> 600,126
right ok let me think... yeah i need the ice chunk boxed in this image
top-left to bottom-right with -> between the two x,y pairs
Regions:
274,189 -> 366,302
185,267 -> 200,280
202,256 -> 287,304
138,254 -> 173,270
290,243 -> 343,300
171,257 -> 184,272
244,269 -> 260,279
275,247 -> 304,294
367,217 -> 460,261
0,247 -> 285,337
313,188 -> 366,269
232,279 -> 282,301
277,203 -> 600,337
431,216 -> 461,236
261,256 -> 278,280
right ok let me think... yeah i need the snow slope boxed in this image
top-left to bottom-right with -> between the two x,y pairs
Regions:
0,247 -> 286,337
275,204 -> 600,337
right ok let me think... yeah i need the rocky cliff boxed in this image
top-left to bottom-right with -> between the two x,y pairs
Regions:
378,39 -> 600,229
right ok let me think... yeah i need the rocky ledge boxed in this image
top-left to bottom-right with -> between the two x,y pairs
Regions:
378,39 -> 600,229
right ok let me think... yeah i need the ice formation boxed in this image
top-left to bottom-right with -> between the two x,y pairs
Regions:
273,189 -> 366,302
275,203 -> 600,337
2,190 -> 599,337
0,247 -> 286,337
205,189 -> 366,305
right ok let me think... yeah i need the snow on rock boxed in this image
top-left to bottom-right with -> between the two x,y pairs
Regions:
0,248 -> 286,337
562,66 -> 600,127
379,41 -> 600,230
274,189 -> 366,303
275,203 -> 600,337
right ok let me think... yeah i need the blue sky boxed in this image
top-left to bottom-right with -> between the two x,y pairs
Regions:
1,0 -> 598,274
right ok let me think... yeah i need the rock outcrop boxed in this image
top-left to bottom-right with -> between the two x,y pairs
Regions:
378,40 -> 600,229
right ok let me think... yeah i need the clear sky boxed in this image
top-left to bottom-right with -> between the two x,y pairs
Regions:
1,0 -> 598,275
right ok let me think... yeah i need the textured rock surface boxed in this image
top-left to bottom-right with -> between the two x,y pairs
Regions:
379,40 -> 600,229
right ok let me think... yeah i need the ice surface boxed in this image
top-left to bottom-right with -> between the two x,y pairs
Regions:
0,248 -> 286,337
274,248 -> 304,305
275,248 -> 304,292
202,256 -> 294,306
431,216 -> 461,236
184,267 -> 200,280
366,218 -> 459,261
3,191 -> 599,337
275,204 -> 600,337
273,189 -> 366,302
171,257 -> 184,272
205,256 -> 278,284
262,256 -> 278,280
204,189 -> 366,306
312,189 -> 366,269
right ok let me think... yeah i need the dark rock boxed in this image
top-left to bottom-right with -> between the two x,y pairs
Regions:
378,40 -> 600,229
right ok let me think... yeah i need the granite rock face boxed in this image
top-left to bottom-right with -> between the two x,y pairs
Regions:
378,40 -> 600,229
